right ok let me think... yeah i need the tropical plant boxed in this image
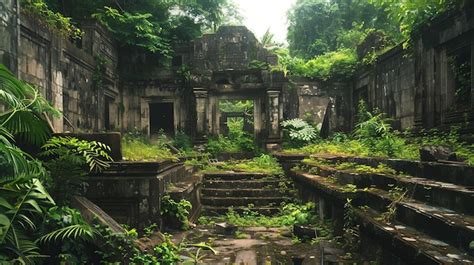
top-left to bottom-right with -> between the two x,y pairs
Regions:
161,195 -> 192,230
368,0 -> 459,48
40,136 -> 113,203
21,0 -> 83,39
0,64 -> 97,263
93,7 -> 172,56
0,64 -> 60,146
281,119 -> 319,147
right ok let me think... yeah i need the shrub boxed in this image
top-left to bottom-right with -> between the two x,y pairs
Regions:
281,118 -> 319,147
290,48 -> 358,80
161,195 -> 192,230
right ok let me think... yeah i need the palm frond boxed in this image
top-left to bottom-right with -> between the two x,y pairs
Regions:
39,224 -> 97,243
0,64 -> 60,146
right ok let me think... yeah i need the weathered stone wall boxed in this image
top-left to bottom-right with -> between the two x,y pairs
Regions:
282,78 -> 352,133
14,14 -> 120,133
354,47 -> 416,130
354,4 -> 474,133
0,0 -> 19,74
192,26 -> 277,74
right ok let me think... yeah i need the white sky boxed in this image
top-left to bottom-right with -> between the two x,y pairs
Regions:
235,0 -> 297,44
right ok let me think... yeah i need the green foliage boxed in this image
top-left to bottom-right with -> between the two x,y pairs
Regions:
21,0 -> 83,39
342,199 -> 360,250
274,48 -> 358,80
40,136 -> 112,204
208,202 -> 319,227
223,154 -> 284,176
287,0 -> 399,59
248,60 -> 270,70
39,207 -> 97,264
219,100 -> 254,114
281,119 -> 319,147
172,130 -> 193,152
0,64 -> 60,147
122,132 -> 178,162
0,64 -> 64,264
0,178 -> 54,264
299,48 -> 359,80
205,118 -> 255,155
93,7 -> 172,56
368,0 -> 459,48
161,195 -> 192,230
41,136 -> 112,172
47,0 -> 239,54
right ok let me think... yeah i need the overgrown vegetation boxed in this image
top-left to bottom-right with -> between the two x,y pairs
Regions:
200,202 -> 315,227
281,118 -> 319,147
284,100 -> 474,165
21,0 -> 83,39
161,195 -> 192,230
42,0 -> 241,54
205,116 -> 255,156
201,154 -> 284,176
121,130 -> 178,162
0,64 -> 110,263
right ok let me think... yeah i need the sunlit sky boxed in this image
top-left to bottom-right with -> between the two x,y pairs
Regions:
236,0 -> 297,44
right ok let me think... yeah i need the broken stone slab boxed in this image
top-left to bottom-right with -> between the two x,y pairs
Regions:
215,222 -> 238,235
419,145 -> 457,162
71,196 -> 150,251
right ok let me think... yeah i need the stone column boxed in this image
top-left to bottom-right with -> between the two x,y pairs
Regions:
193,88 -> 208,142
0,0 -> 19,74
267,89 -> 281,140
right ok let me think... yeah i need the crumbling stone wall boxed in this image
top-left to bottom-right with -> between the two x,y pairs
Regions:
282,78 -> 352,133
14,14 -> 120,132
354,47 -> 416,130
354,4 -> 474,133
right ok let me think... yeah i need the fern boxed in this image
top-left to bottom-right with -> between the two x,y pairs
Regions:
41,136 -> 113,172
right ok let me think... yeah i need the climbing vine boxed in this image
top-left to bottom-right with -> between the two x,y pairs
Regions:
21,0 -> 83,39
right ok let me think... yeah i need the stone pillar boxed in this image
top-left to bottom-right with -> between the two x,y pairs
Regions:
193,88 -> 208,142
266,89 -> 281,149
0,0 -> 19,74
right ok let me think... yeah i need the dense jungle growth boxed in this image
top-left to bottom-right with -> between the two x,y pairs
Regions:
2,0 -> 474,263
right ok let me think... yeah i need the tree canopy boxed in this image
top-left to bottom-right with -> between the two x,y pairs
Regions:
41,0 -> 241,55
287,0 -> 400,59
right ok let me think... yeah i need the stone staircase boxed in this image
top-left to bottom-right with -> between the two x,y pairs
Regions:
291,157 -> 474,263
200,172 -> 290,216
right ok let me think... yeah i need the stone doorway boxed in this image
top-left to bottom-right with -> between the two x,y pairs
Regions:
149,102 -> 175,135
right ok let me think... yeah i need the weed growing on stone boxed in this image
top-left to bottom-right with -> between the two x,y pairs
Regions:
122,132 -> 178,162
199,154 -> 285,176
161,195 -> 192,230
203,202 -> 319,228
284,102 -> 474,165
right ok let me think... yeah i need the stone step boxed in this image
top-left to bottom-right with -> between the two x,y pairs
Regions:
358,188 -> 474,255
203,172 -> 270,181
322,156 -> 474,187
356,208 -> 474,264
202,179 -> 282,189
201,188 -> 285,197
291,170 -> 474,263
201,196 -> 288,207
201,206 -> 280,216
308,164 -> 474,215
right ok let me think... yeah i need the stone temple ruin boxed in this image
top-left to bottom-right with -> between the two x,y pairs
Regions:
1,1 -> 474,264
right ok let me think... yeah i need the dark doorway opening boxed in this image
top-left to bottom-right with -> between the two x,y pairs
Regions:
149,103 -> 174,135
